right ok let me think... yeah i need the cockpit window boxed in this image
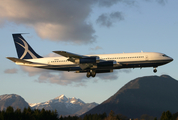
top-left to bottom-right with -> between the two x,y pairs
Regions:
162,54 -> 169,57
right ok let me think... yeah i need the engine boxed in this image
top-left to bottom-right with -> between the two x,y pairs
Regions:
75,56 -> 100,64
95,70 -> 113,73
75,69 -> 113,73
96,61 -> 122,68
97,61 -> 116,67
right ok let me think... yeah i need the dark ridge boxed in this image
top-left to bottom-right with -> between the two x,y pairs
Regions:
82,75 -> 178,118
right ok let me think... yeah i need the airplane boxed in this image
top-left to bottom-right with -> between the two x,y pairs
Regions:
7,34 -> 173,78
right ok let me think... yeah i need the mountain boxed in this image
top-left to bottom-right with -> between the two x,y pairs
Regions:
30,94 -> 98,116
0,94 -> 29,111
83,75 -> 178,118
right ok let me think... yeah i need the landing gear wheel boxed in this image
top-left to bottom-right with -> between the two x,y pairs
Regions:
86,72 -> 91,78
153,69 -> 157,73
91,71 -> 96,77
86,71 -> 96,78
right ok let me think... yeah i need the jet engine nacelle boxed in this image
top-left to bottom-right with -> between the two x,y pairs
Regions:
75,69 -> 113,73
97,61 -> 116,67
75,56 -> 100,64
95,69 -> 113,73
97,61 -> 121,68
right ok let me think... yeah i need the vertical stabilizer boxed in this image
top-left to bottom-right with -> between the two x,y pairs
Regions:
12,34 -> 43,59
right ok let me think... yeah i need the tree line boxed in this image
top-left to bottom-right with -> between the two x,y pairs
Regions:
160,110 -> 178,120
0,106 -> 178,120
0,106 -> 58,120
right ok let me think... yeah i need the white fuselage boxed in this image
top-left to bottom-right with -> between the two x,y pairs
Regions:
17,52 -> 173,72
10,34 -> 173,77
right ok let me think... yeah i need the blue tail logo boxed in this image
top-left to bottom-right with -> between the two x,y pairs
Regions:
12,34 -> 42,59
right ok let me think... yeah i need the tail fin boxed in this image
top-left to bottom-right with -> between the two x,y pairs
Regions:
12,34 -> 43,59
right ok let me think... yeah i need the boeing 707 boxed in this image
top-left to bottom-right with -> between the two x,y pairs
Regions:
7,34 -> 173,78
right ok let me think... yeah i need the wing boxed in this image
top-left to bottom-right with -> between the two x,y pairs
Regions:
53,51 -> 86,58
53,51 -> 122,70
53,51 -> 101,69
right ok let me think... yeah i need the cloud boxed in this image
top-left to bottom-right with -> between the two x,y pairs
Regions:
90,69 -> 131,84
96,69 -> 131,81
17,66 -> 131,86
96,11 -> 124,28
4,68 -> 18,74
156,0 -> 167,5
21,66 -> 45,76
97,71 -> 119,80
19,66 -> 121,86
44,53 -> 61,57
20,66 -> 87,86
144,0 -> 167,5
119,69 -> 132,73
0,0 -> 166,43
36,72 -> 87,86
96,0 -> 166,28
90,46 -> 103,51
0,0 -> 96,44
98,0 -> 136,7
98,0 -> 120,7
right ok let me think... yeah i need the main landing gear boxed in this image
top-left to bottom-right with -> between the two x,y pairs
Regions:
86,70 -> 96,78
153,67 -> 157,73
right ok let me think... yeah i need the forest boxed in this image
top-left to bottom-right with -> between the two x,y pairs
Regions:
0,106 -> 178,120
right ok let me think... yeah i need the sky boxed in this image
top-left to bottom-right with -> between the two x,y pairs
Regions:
0,0 -> 178,104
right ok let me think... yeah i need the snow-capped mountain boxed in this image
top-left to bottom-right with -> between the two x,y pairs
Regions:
29,94 -> 98,116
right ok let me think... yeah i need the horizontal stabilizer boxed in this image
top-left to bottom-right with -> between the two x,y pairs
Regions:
6,57 -> 49,67
6,57 -> 33,64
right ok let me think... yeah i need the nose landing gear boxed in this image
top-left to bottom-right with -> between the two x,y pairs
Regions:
153,68 -> 157,73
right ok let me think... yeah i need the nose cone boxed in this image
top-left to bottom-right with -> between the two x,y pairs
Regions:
169,57 -> 173,62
